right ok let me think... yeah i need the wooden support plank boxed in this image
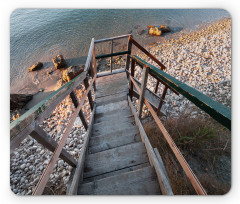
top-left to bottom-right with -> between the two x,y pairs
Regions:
95,51 -> 130,59
32,75 -> 96,195
83,78 -> 94,110
67,104 -> 96,195
96,68 -> 126,78
128,96 -> 173,195
110,40 -> 113,72
30,125 -> 77,167
129,36 -> 166,70
10,72 -> 87,152
157,86 -> 168,115
94,34 -> 131,44
126,35 -> 133,71
133,54 -> 231,130
129,58 -> 135,100
128,80 -> 207,195
90,61 -> 96,91
154,80 -> 160,93
92,43 -> 97,88
138,65 -> 149,119
69,91 -> 88,130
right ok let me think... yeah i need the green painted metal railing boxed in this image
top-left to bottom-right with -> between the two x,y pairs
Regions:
132,55 -> 231,130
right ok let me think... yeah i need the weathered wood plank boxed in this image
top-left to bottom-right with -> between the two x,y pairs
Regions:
94,34 -> 131,44
128,96 -> 173,195
96,72 -> 126,84
30,125 -> 77,167
125,35 -> 133,71
157,86 -> 168,115
69,91 -> 88,130
92,120 -> 135,137
67,105 -> 96,195
79,166 -> 160,195
95,84 -> 128,98
94,108 -> 132,123
96,68 -> 126,78
82,162 -> 150,184
89,129 -> 140,154
138,66 -> 149,118
95,51 -> 130,59
83,142 -> 149,178
110,40 -> 113,72
10,72 -> 87,152
133,55 -> 231,130
95,100 -> 129,114
95,91 -> 127,106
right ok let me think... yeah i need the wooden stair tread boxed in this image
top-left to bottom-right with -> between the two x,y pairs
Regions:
89,130 -> 141,154
83,142 -> 148,178
95,100 -> 129,114
94,108 -> 132,123
96,72 -> 127,84
82,162 -> 150,184
78,166 -> 161,195
95,91 -> 128,106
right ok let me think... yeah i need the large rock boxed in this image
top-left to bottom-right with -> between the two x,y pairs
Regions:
10,94 -> 33,110
148,26 -> 162,36
52,55 -> 67,69
62,65 -> 84,82
160,25 -> 171,33
28,62 -> 43,72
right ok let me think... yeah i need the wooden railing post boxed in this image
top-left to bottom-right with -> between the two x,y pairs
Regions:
83,78 -> 94,110
125,35 -> 133,72
110,40 -> 113,73
154,80 -> 159,93
157,86 -> 168,115
70,91 -> 88,130
138,65 -> 149,119
92,42 -> 97,89
129,58 -> 135,100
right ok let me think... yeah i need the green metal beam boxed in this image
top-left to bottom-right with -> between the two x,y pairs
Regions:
132,55 -> 231,130
95,50 -> 130,59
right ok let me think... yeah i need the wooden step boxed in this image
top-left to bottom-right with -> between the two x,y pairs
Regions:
92,120 -> 135,137
95,91 -> 128,106
78,166 -> 161,195
82,162 -> 150,184
83,142 -> 149,178
96,84 -> 128,98
94,108 -> 132,124
89,129 -> 141,154
95,100 -> 129,115
96,72 -> 127,85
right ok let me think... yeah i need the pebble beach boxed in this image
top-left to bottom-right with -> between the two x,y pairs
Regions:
10,18 -> 231,195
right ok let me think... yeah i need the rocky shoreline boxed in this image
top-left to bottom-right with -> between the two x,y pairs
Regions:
10,18 -> 231,195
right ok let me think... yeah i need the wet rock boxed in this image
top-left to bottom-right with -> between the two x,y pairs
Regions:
28,62 -> 43,72
62,65 -> 84,82
137,29 -> 145,35
52,55 -> 67,69
10,94 -> 33,110
160,25 -> 171,33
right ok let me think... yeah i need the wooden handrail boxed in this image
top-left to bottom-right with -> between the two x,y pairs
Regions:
132,55 -> 231,130
10,71 -> 87,152
84,38 -> 95,72
94,34 -> 132,44
33,75 -> 96,195
129,74 -> 207,195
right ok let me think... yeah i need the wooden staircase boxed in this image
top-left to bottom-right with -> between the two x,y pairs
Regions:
77,72 -> 161,195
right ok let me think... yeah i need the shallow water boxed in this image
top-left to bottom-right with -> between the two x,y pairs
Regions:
10,9 -> 230,93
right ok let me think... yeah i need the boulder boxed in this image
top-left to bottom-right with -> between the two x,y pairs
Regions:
28,62 -> 43,72
160,25 -> 171,33
137,29 -> 145,35
148,27 -> 162,36
62,65 -> 84,82
10,94 -> 33,110
52,55 -> 67,69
